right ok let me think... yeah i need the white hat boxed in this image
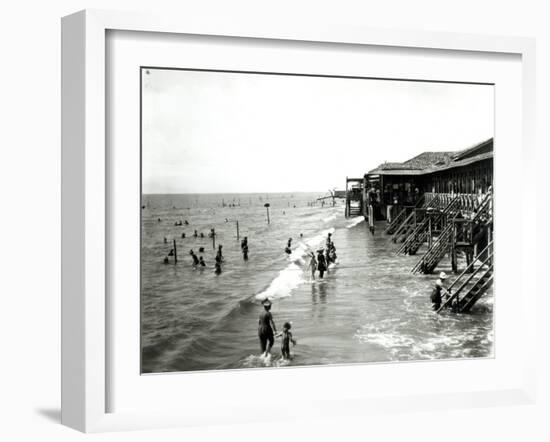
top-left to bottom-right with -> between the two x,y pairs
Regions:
439,272 -> 448,280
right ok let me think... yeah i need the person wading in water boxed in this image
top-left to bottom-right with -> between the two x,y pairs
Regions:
189,249 -> 199,267
431,272 -> 449,311
258,299 -> 277,357
285,238 -> 292,255
317,249 -> 327,279
241,236 -> 249,261
308,252 -> 317,280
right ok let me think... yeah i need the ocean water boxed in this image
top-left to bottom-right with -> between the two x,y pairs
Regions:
141,192 -> 493,373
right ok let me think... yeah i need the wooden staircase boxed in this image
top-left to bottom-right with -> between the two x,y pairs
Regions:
410,190 -> 493,273
437,241 -> 494,314
397,196 -> 461,256
384,195 -> 425,235
390,195 -> 440,244
347,202 -> 362,217
411,222 -> 454,273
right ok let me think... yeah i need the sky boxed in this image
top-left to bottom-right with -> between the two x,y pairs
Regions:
142,68 -> 494,194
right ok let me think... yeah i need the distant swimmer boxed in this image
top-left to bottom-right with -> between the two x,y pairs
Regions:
158,218 -> 161,222
300,233 -> 303,238
276,322 -> 297,360
200,232 -> 205,238
285,238 -> 292,255
181,232 -> 186,238
214,261 -> 222,275
308,252 -> 317,280
189,249 -> 199,266
225,218 -> 229,223
216,244 -> 224,263
184,220 -> 189,225
316,249 -> 327,278
241,236 -> 249,261
163,256 -> 169,264
193,230 -> 198,238
208,228 -> 216,238
258,299 -> 277,357
168,249 -> 174,256
164,237 -> 168,244
198,247 -> 205,253
199,256 -> 206,267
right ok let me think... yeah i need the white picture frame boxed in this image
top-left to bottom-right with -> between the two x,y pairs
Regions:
61,9 -> 537,433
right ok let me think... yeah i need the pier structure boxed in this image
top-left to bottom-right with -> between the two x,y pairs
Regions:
344,177 -> 366,218
361,138 -> 494,313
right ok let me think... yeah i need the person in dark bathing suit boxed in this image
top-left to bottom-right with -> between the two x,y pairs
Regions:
214,245 -> 223,274
189,249 -> 199,266
326,232 -> 332,248
241,236 -> 249,260
317,249 -> 327,278
258,299 -> 277,356
216,244 -> 224,262
431,272 -> 449,311
285,238 -> 292,255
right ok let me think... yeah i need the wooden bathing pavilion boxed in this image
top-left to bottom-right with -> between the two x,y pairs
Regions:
349,138 -> 494,313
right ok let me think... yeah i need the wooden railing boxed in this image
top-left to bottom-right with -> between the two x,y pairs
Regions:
384,195 -> 425,235
390,194 -> 441,243
423,192 -> 488,213
411,222 -> 454,273
436,240 -> 493,313
397,195 -> 461,255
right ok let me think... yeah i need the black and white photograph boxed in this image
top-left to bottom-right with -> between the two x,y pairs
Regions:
140,67 -> 494,373
5,1 -> 549,440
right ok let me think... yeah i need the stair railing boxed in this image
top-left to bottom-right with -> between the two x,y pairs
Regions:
411,222 -> 454,273
398,195 -> 459,254
385,194 -> 425,234
436,240 -> 493,313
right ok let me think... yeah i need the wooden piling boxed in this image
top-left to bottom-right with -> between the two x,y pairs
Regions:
236,221 -> 240,240
173,239 -> 177,264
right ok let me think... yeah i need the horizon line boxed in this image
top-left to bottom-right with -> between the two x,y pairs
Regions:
141,190 -> 336,195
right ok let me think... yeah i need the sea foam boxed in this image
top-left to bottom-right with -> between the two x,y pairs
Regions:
255,227 -> 336,301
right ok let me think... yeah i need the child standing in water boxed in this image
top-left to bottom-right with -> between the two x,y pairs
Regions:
276,322 -> 297,360
308,252 -> 317,280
